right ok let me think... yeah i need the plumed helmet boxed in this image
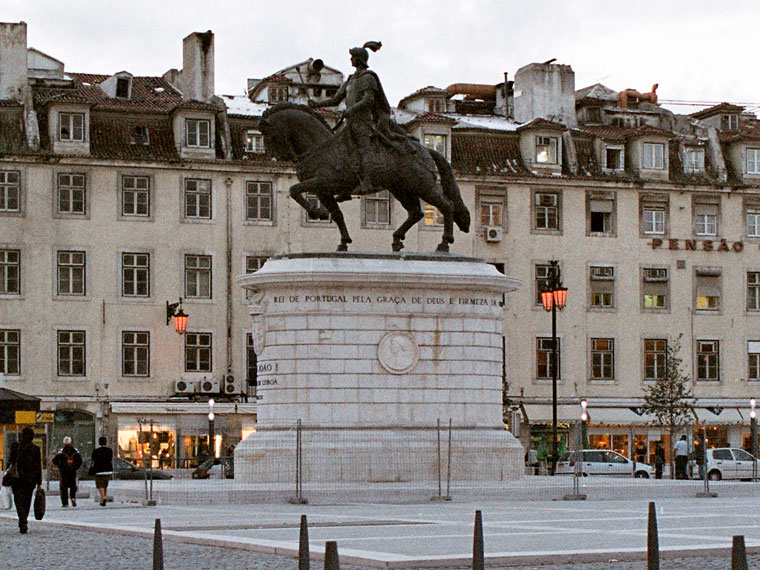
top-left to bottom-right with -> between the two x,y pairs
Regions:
349,41 -> 382,65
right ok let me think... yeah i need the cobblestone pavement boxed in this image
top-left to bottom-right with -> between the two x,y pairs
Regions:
3,518 -> 760,570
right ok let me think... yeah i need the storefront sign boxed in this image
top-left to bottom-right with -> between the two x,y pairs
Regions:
15,410 -> 36,424
35,412 -> 54,423
651,238 -> 745,252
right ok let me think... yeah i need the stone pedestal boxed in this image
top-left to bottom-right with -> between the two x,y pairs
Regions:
236,253 -> 523,483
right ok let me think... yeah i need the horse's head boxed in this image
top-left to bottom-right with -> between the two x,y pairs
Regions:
259,104 -> 333,162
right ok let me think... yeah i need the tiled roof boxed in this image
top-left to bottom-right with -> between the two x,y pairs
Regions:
89,116 -> 179,161
398,86 -> 447,107
68,73 -> 184,112
572,136 -> 601,177
668,140 -> 714,185
407,112 -> 457,125
516,118 -> 566,131
228,117 -> 277,162
691,102 -> 744,119
451,132 -> 529,176
718,122 -> 760,143
578,125 -> 632,142
575,83 -> 618,102
171,99 -> 219,113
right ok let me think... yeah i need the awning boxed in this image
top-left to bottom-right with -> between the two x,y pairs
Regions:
585,407 -> 656,426
522,404 -> 590,424
0,387 -> 41,412
109,402 -> 256,415
693,407 -> 745,425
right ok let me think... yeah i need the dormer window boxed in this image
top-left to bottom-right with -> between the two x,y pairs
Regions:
59,112 -> 85,142
186,119 -> 210,148
747,148 -> 760,174
535,136 -> 558,164
245,130 -> 265,153
268,85 -> 288,103
684,147 -> 705,174
428,98 -> 446,113
129,126 -> 150,146
423,134 -> 447,155
604,146 -> 624,170
115,77 -> 131,99
721,114 -> 739,131
642,142 -> 664,170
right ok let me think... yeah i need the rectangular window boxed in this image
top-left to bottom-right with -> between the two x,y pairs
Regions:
588,196 -> 614,234
364,190 -> 391,226
697,340 -> 719,381
423,134 -> 447,155
722,114 -> 739,131
0,249 -> 20,295
535,136 -> 558,164
642,208 -> 665,235
245,181 -> 273,221
57,251 -> 86,296
642,267 -> 669,310
480,200 -> 503,228
748,272 -> 760,311
129,125 -> 149,146
0,171 -> 20,212
121,175 -> 150,217
591,338 -> 615,380
122,253 -> 150,297
59,112 -> 84,142
245,130 -> 265,153
747,210 -> 760,237
589,266 -> 615,308
684,148 -> 705,173
57,330 -> 86,376
644,339 -> 667,381
244,255 -> 268,300
246,332 -> 258,398
57,173 -> 86,214
184,254 -> 211,299
304,192 -> 331,223
534,191 -> 559,230
122,331 -> 149,376
535,264 -> 552,305
536,337 -> 560,380
604,147 -> 623,170
695,268 -> 721,311
643,142 -> 665,169
115,77 -> 130,99
747,148 -> 760,174
749,341 -> 760,381
423,204 -> 444,226
0,329 -> 20,375
184,179 -> 211,219
268,86 -> 288,103
694,197 -> 719,236
185,332 -> 212,372
185,119 -> 210,148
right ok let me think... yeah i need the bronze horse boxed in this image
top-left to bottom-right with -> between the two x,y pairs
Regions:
258,103 -> 470,252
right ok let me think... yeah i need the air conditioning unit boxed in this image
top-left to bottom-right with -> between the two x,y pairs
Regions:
485,226 -> 503,242
174,379 -> 196,394
223,374 -> 237,394
199,379 -> 220,394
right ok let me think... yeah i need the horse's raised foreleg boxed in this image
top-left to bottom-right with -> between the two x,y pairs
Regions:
317,192 -> 352,251
289,179 -> 330,220
429,197 -> 455,252
390,193 -> 424,252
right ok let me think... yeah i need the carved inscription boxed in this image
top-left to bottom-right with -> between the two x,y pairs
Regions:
272,294 -> 500,306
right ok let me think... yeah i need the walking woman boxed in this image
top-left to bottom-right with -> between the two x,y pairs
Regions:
90,436 -> 113,506
9,426 -> 42,533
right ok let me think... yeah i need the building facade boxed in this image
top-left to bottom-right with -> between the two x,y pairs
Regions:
2,22 -> 760,470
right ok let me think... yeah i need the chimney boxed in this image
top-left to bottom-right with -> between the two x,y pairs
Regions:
181,30 -> 215,102
0,22 -> 29,102
514,62 -> 577,127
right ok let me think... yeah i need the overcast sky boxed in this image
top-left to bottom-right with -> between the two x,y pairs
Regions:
5,0 -> 760,115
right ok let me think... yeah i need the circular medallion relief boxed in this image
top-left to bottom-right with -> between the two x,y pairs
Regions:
377,332 -> 419,374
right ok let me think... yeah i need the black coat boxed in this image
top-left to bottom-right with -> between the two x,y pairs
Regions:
9,440 -> 42,488
53,446 -> 83,477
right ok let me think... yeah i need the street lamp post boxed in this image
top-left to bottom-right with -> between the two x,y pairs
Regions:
208,398 -> 215,459
751,398 -> 757,482
541,260 -> 568,476
580,399 -> 588,450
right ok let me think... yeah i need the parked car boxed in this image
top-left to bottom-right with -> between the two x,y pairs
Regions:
74,457 -> 173,480
192,456 -> 234,479
705,448 -> 760,481
556,450 -> 654,478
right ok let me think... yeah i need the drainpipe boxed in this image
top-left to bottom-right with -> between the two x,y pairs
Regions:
225,177 -> 234,378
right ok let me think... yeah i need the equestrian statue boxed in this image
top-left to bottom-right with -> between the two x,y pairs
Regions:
257,41 -> 470,252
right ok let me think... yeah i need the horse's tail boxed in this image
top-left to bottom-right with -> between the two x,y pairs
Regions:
429,149 -> 470,233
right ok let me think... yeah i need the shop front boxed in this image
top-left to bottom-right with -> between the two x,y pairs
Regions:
109,402 -> 256,469
0,386 -> 41,468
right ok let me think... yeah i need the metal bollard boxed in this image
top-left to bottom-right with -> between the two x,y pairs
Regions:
324,540 -> 340,570
473,510 -> 484,570
299,514 -> 310,570
647,502 -> 659,570
732,535 -> 748,570
153,518 -> 164,570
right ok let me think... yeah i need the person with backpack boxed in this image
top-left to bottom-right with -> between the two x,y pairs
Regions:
8,426 -> 42,534
52,436 -> 82,507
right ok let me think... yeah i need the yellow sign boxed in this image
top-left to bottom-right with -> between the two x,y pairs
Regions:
14,411 -> 36,424
36,412 -> 54,423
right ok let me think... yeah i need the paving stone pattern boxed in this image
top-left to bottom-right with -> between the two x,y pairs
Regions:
3,518 -> 759,570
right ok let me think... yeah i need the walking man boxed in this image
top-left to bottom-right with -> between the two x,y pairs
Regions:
673,435 -> 689,480
53,436 -> 82,507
